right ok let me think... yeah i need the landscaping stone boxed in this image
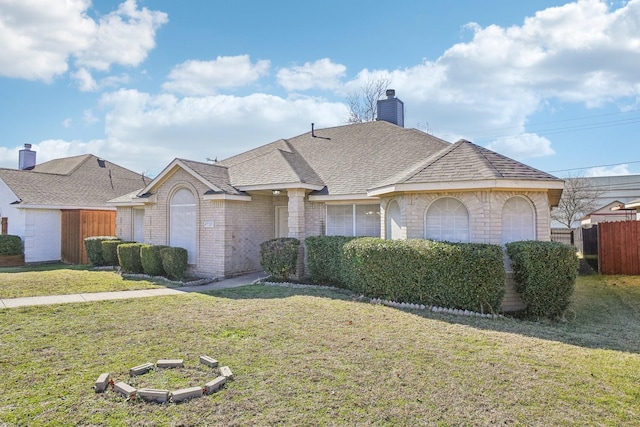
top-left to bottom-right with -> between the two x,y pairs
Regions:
94,373 -> 110,393
200,355 -> 218,368
130,362 -> 154,376
171,386 -> 203,403
114,381 -> 137,398
157,359 -> 184,368
138,388 -> 170,403
204,376 -> 227,394
219,366 -> 233,379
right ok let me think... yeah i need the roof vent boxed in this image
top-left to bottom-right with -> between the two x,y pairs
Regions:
376,89 -> 404,127
18,144 -> 36,170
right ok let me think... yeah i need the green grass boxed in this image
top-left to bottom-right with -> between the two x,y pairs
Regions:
0,264 -> 172,299
0,275 -> 639,426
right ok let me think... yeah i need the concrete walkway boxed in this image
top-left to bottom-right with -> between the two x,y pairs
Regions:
0,272 -> 266,309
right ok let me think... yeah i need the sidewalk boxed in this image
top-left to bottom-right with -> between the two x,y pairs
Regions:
0,272 -> 266,309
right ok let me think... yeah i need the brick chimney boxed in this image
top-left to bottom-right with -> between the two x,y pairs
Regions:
376,89 -> 404,127
19,144 -> 36,170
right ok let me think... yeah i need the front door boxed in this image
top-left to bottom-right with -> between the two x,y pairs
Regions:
276,206 -> 288,238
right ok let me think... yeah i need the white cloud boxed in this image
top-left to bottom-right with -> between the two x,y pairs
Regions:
75,0 -> 168,71
585,164 -> 631,177
0,0 -> 167,82
485,133 -> 555,160
277,58 -> 346,91
74,89 -> 348,174
162,55 -> 271,96
62,118 -> 72,128
71,67 -> 98,92
338,0 -> 640,152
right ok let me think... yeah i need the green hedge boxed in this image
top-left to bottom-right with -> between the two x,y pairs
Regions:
140,244 -> 169,277
0,235 -> 22,256
160,247 -> 188,280
343,238 -> 505,313
84,236 -> 119,266
305,236 -> 355,287
506,241 -> 579,319
117,243 -> 144,274
101,240 -> 123,266
259,238 -> 300,280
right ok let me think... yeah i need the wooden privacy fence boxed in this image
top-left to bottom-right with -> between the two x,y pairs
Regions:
61,209 -> 116,264
598,220 -> 640,275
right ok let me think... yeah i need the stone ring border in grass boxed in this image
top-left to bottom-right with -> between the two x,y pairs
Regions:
94,356 -> 233,404
260,280 -> 504,319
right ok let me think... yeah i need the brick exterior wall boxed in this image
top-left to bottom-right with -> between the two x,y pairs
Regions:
380,190 -> 552,311
115,173 -> 552,311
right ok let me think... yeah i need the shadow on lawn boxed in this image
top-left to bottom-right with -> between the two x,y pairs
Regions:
203,281 -> 640,355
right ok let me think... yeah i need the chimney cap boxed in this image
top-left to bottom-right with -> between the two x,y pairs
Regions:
386,89 -> 396,98
23,143 -> 32,150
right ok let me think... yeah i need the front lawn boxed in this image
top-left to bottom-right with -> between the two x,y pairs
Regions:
0,264 -> 172,299
0,276 -> 639,426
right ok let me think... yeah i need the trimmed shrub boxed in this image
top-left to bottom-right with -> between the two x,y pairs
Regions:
259,238 -> 300,280
84,236 -> 119,266
0,235 -> 22,256
343,238 -> 505,313
160,247 -> 188,280
140,244 -> 169,277
117,243 -> 144,274
305,236 -> 355,287
101,240 -> 123,266
506,241 -> 579,319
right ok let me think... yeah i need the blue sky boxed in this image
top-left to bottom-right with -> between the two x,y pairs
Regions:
1,0 -> 639,178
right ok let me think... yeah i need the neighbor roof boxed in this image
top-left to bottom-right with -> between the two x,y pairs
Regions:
0,154 -> 147,208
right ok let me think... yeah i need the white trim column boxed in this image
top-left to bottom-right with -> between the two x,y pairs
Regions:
287,188 -> 306,278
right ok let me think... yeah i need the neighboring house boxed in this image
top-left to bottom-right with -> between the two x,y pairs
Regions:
580,200 -> 637,225
110,92 -> 564,307
0,145 -> 147,263
611,198 -> 640,220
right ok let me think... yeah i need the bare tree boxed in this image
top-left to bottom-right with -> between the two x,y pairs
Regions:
345,78 -> 391,124
551,173 -> 604,228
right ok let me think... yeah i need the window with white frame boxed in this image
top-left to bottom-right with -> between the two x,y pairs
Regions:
326,204 -> 380,237
501,196 -> 535,244
170,188 -> 197,263
425,197 -> 470,242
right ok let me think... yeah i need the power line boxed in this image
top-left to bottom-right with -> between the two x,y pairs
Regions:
473,109 -> 640,142
549,160 -> 640,173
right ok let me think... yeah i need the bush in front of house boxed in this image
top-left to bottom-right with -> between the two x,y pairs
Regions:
305,236 -> 356,287
0,234 -> 22,256
101,240 -> 124,266
160,247 -> 188,280
342,238 -> 506,313
506,241 -> 579,319
140,244 -> 169,277
84,236 -> 119,266
259,237 -> 300,281
117,243 -> 144,274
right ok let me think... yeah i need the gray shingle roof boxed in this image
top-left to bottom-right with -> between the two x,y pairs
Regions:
218,121 -> 451,195
0,154 -> 146,207
141,121 -> 561,198
376,139 -> 559,188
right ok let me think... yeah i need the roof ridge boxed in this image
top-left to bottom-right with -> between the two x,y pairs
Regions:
461,140 -> 505,179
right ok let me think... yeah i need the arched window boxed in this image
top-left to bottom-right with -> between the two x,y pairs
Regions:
170,188 -> 196,263
502,196 -> 535,244
425,197 -> 470,242
386,200 -> 402,239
